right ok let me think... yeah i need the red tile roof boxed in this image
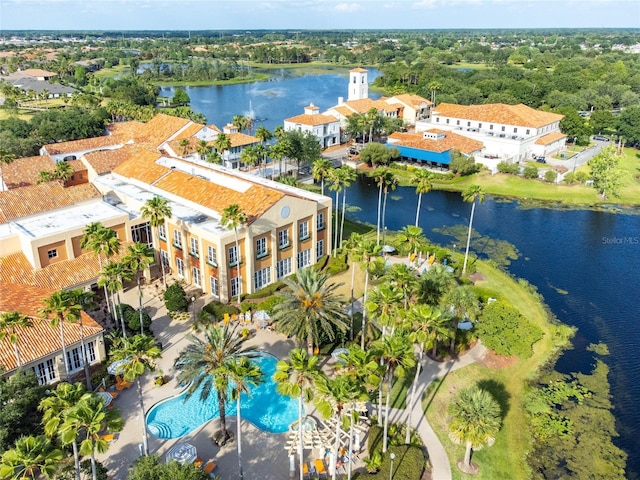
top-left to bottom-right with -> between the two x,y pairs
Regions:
43,136 -> 122,156
432,103 -> 564,128
284,113 -> 339,126
389,130 -> 484,155
2,155 -> 55,189
535,132 -> 567,145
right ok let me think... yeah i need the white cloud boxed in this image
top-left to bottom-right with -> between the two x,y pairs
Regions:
335,2 -> 363,12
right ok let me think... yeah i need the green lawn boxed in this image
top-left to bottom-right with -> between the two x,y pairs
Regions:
422,261 -> 573,480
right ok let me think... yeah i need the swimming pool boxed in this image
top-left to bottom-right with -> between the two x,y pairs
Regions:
145,353 -> 299,439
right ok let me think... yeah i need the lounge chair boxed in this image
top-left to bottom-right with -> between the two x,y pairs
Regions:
99,433 -> 115,441
315,459 -> 327,479
302,462 -> 310,478
194,457 -> 203,468
203,461 -> 217,476
115,376 -> 132,390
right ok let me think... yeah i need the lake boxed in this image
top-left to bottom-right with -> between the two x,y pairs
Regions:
177,71 -> 640,477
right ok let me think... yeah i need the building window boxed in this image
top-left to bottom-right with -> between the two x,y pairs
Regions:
317,239 -> 325,259
514,128 -> 518,133
47,249 -> 58,259
192,267 -> 201,287
176,258 -> 184,277
207,246 -> 217,266
456,120 -> 460,126
299,221 -> 309,241
173,230 -> 182,249
526,129 -> 530,135
86,342 -> 96,363
160,250 -> 169,267
131,222 -> 152,247
33,359 -> 56,385
317,213 -> 325,231
158,224 -> 166,240
278,229 -> 289,249
190,237 -> 199,257
66,346 -> 86,372
210,276 -> 219,297
478,123 -> 482,129
436,118 -> 440,123
446,118 -> 449,124
254,266 -> 271,290
228,245 -> 238,266
501,126 -> 506,132
230,277 -> 240,299
467,122 -> 471,127
256,237 -> 268,258
297,248 -> 312,269
276,257 -> 292,279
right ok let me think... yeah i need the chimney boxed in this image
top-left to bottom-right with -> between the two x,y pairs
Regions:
338,96 -> 344,105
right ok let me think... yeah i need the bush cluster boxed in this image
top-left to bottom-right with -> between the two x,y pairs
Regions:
523,164 -> 540,179
242,280 -> 286,299
255,296 -> 284,314
358,425 -> 426,480
475,300 -> 543,357
119,303 -> 152,333
163,282 -> 189,312
327,253 -> 349,275
497,161 -> 520,174
202,300 -> 240,319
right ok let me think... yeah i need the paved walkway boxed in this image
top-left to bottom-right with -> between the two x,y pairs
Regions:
371,342 -> 487,480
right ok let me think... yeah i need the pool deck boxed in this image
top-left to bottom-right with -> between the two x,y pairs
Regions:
95,279 -> 357,480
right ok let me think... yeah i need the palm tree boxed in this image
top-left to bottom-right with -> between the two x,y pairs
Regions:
345,112 -> 365,146
419,263 -> 456,306
98,261 -> 132,337
0,311 -> 32,368
53,161 -> 74,184
174,325 -> 256,445
411,169 -> 434,227
442,286 -> 480,355
240,145 -> 259,171
60,394 -> 124,480
196,139 -> 211,161
364,283 -> 403,334
39,382 -> 86,480
371,168 -> 396,245
220,204 -> 247,304
397,225 -> 425,257
254,126 -> 272,145
227,356 -> 265,480
312,158 -> 333,196
371,333 -> 415,453
448,386 -> 502,474
380,171 -> 398,246
178,138 -> 190,156
428,81 -> 441,106
40,291 -> 83,382
354,239 -> 383,349
81,222 -> 120,314
328,167 -> 346,257
272,269 -> 348,354
342,233 -> 362,341
0,435 -> 63,480
0,148 -> 16,192
65,289 -> 97,390
274,349 -> 321,480
109,334 -> 161,456
232,114 -> 248,133
140,195 -> 172,289
403,305 -> 449,443
461,185 -> 485,275
213,133 -> 231,164
123,243 -> 155,335
386,263 -> 418,311
339,166 -> 357,247
364,108 -> 383,143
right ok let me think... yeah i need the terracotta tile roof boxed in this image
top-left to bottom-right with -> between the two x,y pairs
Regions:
2,155 -> 55,189
111,149 -> 166,184
82,145 -> 138,175
284,113 -> 339,126
207,124 -> 221,133
0,183 -> 101,222
535,132 -> 567,145
432,103 -> 564,128
343,98 -> 379,114
67,160 -> 86,173
389,130 -> 484,155
0,247 -> 128,292
166,137 -> 198,156
139,114 -> 193,146
350,67 -> 368,73
228,132 -> 260,148
173,123 -> 205,140
332,106 -> 354,118
390,93 -> 432,108
106,120 -> 146,142
0,283 -> 103,372
43,135 -> 121,156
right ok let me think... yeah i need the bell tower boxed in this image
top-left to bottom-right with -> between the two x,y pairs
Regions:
348,68 -> 368,101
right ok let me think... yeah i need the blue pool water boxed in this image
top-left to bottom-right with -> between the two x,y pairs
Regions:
146,354 -> 299,439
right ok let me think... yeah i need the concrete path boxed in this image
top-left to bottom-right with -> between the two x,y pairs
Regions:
372,342 -> 487,480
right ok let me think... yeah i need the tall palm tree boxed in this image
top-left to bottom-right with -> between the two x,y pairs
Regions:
364,283 -> 403,334
428,81 -> 441,106
174,325 -> 255,444
371,168 -> 395,245
178,138 -> 191,156
442,286 -> 480,355
328,167 -> 346,257
98,261 -> 132,337
232,114 -> 248,133
140,195 -> 172,289
40,291 -> 83,382
123,243 -> 155,335
339,166 -> 357,247
462,185 -> 485,275
312,158 -> 333,196
419,263 -> 456,306
272,269 -> 348,355
220,204 -> 247,304
0,311 -> 32,368
371,332 -> 415,453
342,233 -> 362,341
354,239 -> 383,349
196,139 -> 211,161
386,263 -> 418,311
397,225 -> 425,257
65,289 -> 97,390
39,382 -> 86,480
109,334 -> 161,456
274,349 -> 321,480
448,386 -> 502,474
227,356 -> 265,480
81,223 -> 120,314
411,169 -> 434,227
240,145 -> 259,171
254,126 -> 272,146
0,435 -> 63,480
61,394 -> 123,480
403,305 -> 449,443
213,133 -> 231,164
380,172 -> 398,246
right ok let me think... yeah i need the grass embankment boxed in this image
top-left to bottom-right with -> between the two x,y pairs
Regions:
422,261 -> 571,480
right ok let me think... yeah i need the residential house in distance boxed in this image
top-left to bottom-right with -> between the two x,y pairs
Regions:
1,68 -> 77,99
284,104 -> 341,148
419,102 -> 565,169
0,282 -> 106,385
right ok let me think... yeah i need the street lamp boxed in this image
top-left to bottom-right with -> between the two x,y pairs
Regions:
191,296 -> 196,323
389,453 -> 396,480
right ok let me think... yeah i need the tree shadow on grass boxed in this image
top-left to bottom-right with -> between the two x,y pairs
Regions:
477,378 -> 511,418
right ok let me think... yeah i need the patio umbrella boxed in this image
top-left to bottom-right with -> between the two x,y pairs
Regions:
331,348 -> 349,363
107,357 -> 132,375
165,442 -> 197,465
253,310 -> 270,321
382,245 -> 396,253
95,391 -> 113,408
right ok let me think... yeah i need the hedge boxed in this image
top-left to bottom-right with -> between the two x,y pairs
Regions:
202,301 -> 240,320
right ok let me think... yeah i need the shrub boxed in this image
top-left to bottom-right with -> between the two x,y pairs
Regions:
475,300 -> 544,357
255,296 -> 284,314
543,170 -> 558,183
124,306 -> 152,333
243,281 -> 285,299
240,302 -> 253,313
523,164 -> 539,179
563,171 -> 576,184
575,171 -> 589,183
360,426 -> 426,480
327,253 -> 348,275
163,282 -> 189,312
202,301 -> 239,319
497,161 -> 519,174
450,154 -> 479,176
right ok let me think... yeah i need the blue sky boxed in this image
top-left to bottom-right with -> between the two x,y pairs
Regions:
0,0 -> 638,31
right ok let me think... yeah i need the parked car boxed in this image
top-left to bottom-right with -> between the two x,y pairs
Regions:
593,135 -> 610,142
